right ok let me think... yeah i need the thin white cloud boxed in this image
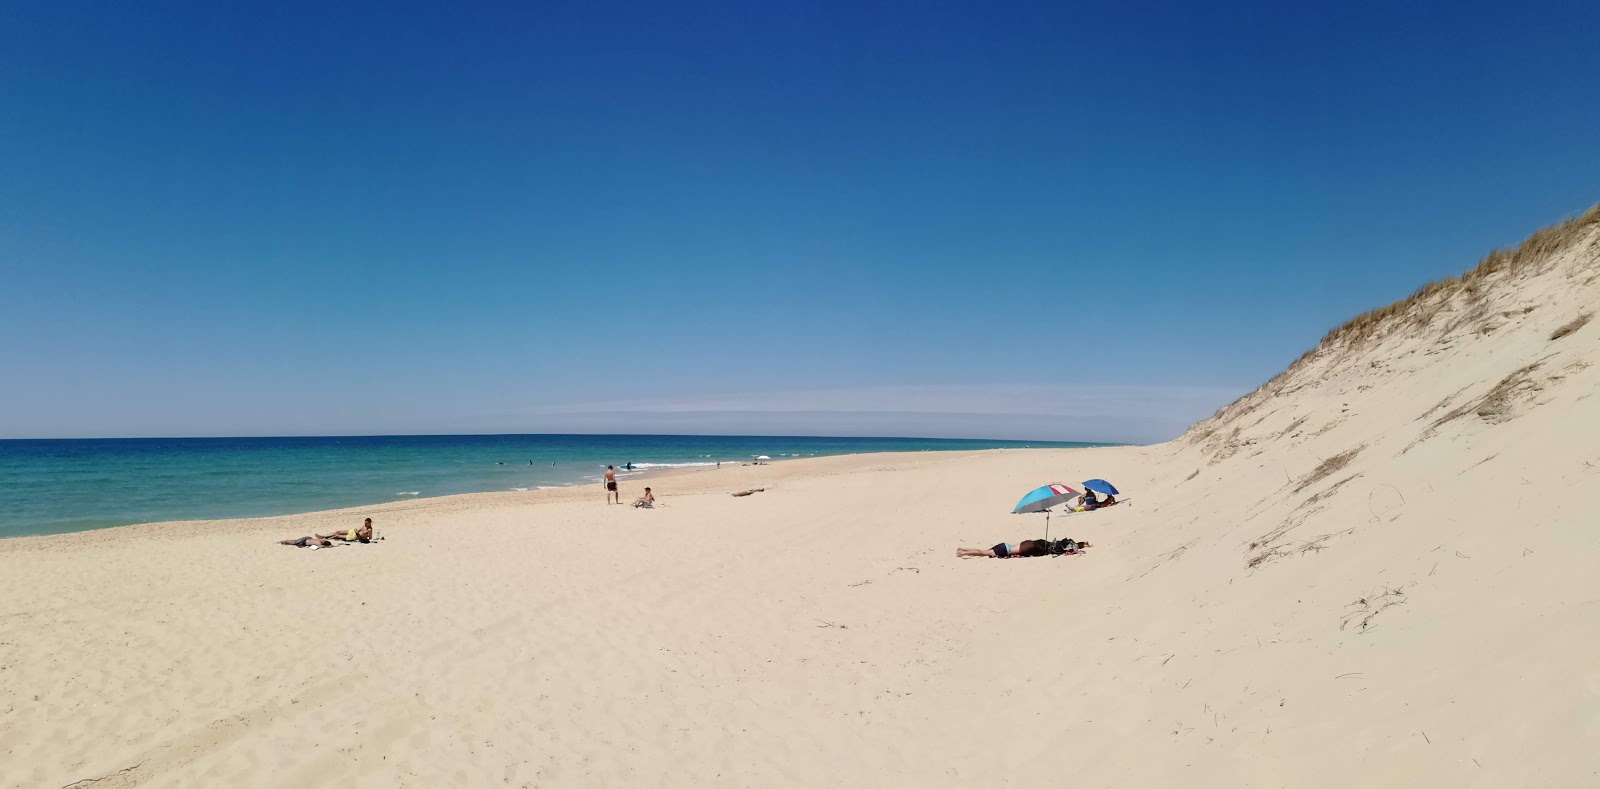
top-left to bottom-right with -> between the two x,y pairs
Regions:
506,383 -> 1247,444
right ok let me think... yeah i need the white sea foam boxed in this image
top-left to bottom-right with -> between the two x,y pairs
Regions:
627,461 -> 721,469
509,487 -> 529,492
395,491 -> 420,496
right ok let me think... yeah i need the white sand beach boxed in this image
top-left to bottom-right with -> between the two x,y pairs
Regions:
4,208 -> 1599,787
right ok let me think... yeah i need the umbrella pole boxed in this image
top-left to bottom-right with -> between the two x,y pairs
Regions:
1045,509 -> 1050,542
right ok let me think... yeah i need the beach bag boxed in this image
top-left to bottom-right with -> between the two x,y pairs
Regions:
1048,538 -> 1082,555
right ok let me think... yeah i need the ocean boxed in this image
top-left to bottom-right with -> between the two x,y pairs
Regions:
0,434 -> 1095,538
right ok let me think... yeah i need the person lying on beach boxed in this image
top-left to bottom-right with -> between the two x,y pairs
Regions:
956,539 -> 1053,559
279,535 -> 334,549
327,518 -> 375,542
1052,538 -> 1092,555
633,487 -> 656,508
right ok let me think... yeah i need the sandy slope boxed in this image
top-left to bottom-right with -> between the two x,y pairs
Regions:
3,208 -> 1599,787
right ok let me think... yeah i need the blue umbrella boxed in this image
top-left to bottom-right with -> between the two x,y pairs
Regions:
1082,479 -> 1120,496
1013,483 -> 1080,540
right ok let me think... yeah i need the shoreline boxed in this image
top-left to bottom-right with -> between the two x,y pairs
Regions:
0,447 -> 1083,548
0,436 -> 1104,542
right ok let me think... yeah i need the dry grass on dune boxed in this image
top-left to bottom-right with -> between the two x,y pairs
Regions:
1291,445 -> 1362,494
1185,202 -> 1600,444
1549,312 -> 1592,341
1318,202 -> 1600,352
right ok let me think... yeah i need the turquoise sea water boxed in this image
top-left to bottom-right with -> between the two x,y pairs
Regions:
0,434 -> 1096,538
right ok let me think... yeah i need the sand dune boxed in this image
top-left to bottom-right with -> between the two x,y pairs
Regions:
3,206 -> 1599,787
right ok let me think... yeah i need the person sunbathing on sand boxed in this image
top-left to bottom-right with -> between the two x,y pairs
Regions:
328,518 -> 375,542
1053,538 -> 1092,554
279,535 -> 333,549
633,487 -> 656,508
957,539 -> 1052,558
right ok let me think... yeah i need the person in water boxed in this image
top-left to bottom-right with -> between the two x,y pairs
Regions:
603,465 -> 620,504
957,539 -> 1054,558
633,487 -> 656,508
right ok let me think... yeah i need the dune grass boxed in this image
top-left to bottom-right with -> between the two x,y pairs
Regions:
1550,313 -> 1592,341
1187,202 -> 1600,441
1316,202 -> 1600,351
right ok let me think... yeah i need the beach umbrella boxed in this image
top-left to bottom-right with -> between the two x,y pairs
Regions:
755,455 -> 771,462
1082,478 -> 1120,496
1013,483 -> 1080,540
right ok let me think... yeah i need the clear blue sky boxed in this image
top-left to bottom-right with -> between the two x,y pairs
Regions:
2,1 -> 1597,443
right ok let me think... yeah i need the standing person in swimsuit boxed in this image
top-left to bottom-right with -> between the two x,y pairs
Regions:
603,465 -> 620,504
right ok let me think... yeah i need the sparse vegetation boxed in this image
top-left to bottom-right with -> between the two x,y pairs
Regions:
1247,505 -> 1325,557
1550,313 -> 1592,341
1341,585 -> 1409,633
1472,363 -> 1545,424
1416,384 -> 1472,423
1318,203 -> 1600,351
1431,362 -> 1544,428
1182,203 -> 1600,443
1293,447 -> 1363,494
1405,362 -> 1548,454
1301,474 -> 1359,508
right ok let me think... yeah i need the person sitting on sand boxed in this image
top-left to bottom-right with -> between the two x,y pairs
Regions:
328,518 -> 375,543
1077,489 -> 1101,510
957,539 -> 1054,559
633,487 -> 656,508
279,535 -> 333,549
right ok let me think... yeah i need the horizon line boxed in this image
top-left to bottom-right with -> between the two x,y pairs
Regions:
0,430 -> 1128,445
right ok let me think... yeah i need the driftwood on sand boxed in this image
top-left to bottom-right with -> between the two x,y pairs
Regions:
731,488 -> 766,497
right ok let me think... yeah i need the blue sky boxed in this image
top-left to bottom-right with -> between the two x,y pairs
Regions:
2,0 -> 1597,443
